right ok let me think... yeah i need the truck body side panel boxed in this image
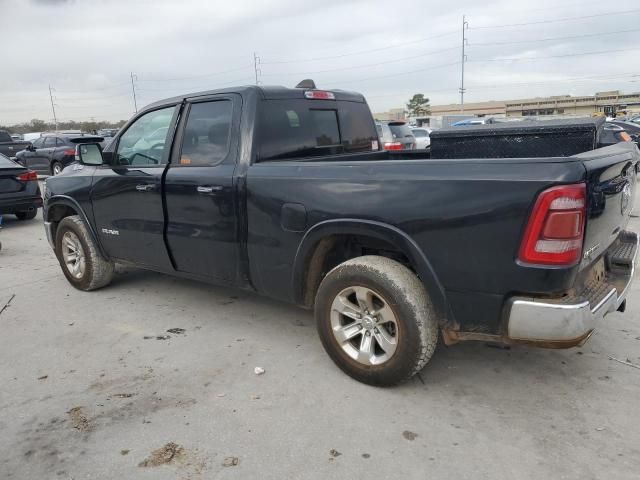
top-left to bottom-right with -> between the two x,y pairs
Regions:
246,158 -> 586,332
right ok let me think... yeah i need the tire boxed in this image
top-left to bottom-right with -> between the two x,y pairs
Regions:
54,215 -> 114,291
51,161 -> 63,176
15,210 -> 37,220
315,255 -> 438,386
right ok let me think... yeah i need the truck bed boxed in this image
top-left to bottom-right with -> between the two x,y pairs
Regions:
246,142 -> 639,334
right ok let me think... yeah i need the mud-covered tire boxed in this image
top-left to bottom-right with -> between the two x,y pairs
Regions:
15,210 -> 37,220
315,255 -> 438,386
55,215 -> 114,291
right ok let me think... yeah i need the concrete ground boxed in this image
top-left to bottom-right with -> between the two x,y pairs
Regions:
1,203 -> 640,480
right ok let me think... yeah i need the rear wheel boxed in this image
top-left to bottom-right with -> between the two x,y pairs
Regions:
51,162 -> 63,175
55,215 -> 114,290
315,255 -> 438,386
15,210 -> 37,220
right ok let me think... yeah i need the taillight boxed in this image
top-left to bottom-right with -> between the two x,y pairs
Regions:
518,183 -> 586,266
383,142 -> 403,151
17,170 -> 38,182
63,148 -> 76,156
304,90 -> 335,100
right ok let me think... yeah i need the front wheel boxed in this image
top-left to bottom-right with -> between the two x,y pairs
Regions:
55,215 -> 114,291
315,256 -> 438,386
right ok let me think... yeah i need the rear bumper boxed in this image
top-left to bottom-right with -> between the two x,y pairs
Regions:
0,195 -> 42,214
507,230 -> 638,346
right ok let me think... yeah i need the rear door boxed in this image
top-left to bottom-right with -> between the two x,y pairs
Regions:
39,136 -> 58,173
91,105 -> 179,269
163,95 -> 241,283
21,137 -> 48,174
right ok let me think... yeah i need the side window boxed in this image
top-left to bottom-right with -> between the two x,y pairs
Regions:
259,99 -> 378,161
178,100 -> 232,166
32,138 -> 45,148
43,137 -> 56,148
116,106 -> 176,166
56,137 -> 67,146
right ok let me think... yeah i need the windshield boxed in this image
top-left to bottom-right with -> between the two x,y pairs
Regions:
0,153 -> 17,167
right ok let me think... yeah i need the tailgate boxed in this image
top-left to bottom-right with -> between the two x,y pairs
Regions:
576,142 -> 640,269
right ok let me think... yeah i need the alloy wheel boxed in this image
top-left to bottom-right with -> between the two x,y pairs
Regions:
330,286 -> 398,366
61,231 -> 86,279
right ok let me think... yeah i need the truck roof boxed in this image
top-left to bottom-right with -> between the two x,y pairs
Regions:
145,85 -> 366,111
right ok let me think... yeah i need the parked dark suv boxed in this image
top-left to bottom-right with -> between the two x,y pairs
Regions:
16,134 -> 103,175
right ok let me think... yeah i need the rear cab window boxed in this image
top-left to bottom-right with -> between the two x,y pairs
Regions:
258,99 -> 378,161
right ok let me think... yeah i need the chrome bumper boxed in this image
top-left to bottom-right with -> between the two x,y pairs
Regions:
44,221 -> 55,250
507,231 -> 638,345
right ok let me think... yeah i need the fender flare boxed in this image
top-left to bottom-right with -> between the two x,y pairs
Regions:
45,195 -> 109,260
292,219 -> 450,324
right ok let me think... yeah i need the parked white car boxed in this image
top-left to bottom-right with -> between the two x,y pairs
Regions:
411,127 -> 432,149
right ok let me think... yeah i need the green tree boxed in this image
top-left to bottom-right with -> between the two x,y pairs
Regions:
30,118 -> 48,131
406,94 -> 431,117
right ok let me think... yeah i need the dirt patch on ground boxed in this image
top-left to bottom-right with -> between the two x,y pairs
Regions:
402,430 -> 418,441
67,407 -> 91,432
138,442 -> 186,467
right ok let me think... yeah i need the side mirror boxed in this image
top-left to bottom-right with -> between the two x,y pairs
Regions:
27,145 -> 35,152
75,143 -> 103,166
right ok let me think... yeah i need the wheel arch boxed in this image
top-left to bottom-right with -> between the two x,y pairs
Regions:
45,195 -> 109,259
292,219 -> 450,325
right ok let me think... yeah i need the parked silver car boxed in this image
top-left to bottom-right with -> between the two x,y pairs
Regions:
411,127 -> 432,150
375,121 -> 416,150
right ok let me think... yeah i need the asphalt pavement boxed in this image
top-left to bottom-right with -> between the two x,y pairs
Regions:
1,199 -> 639,479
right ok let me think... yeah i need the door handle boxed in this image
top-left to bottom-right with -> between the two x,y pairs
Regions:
136,184 -> 156,192
197,185 -> 223,194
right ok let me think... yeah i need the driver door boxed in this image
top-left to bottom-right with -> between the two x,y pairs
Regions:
90,105 -> 179,269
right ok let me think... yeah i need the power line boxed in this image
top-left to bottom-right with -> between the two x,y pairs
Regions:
262,46 -> 460,77
56,81 -> 132,94
364,72 -> 640,99
135,76 -> 255,94
470,28 -> 640,46
469,8 -> 640,29
323,61 -> 461,87
261,30 -> 459,64
137,64 -> 253,83
56,91 -> 133,102
470,46 -> 640,63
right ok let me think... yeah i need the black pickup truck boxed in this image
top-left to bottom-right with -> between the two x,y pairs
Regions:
42,84 -> 639,386
0,130 -> 31,160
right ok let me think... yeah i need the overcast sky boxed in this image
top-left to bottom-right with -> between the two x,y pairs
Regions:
1,0 -> 639,124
